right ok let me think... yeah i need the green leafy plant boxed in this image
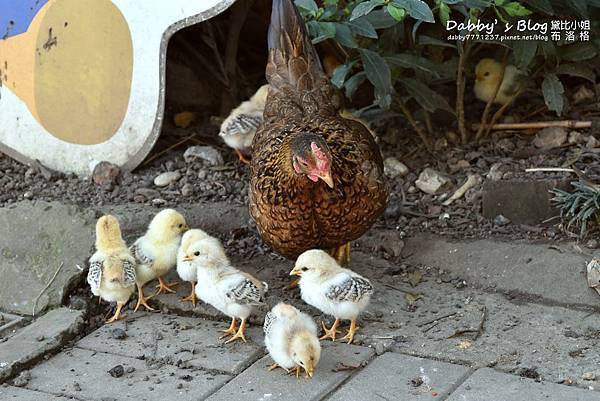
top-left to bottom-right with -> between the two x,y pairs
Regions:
551,180 -> 600,237
295,0 -> 600,149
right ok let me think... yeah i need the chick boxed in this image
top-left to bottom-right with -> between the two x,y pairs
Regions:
219,84 -> 269,164
191,237 -> 268,343
474,58 -> 522,105
176,228 -> 212,306
290,249 -> 374,344
264,303 -> 321,378
130,209 -> 189,311
87,215 -> 136,323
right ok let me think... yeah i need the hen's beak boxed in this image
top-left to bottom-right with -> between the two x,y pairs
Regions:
182,256 -> 193,262
290,266 -> 303,276
319,172 -> 334,189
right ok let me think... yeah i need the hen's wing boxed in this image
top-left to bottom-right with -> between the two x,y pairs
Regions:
130,242 -> 154,266
87,261 -> 103,291
122,259 -> 136,287
226,277 -> 265,305
325,274 -> 374,303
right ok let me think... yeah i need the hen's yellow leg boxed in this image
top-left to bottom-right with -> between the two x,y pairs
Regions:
134,284 -> 155,312
181,282 -> 197,307
155,276 -> 178,295
219,317 -> 238,339
106,302 -> 126,323
335,243 -> 351,265
235,149 -> 251,164
341,319 -> 359,344
225,318 -> 247,344
320,318 -> 340,341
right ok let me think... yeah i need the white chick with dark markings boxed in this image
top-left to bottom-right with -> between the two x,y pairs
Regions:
177,228 -> 211,307
290,249 -> 374,344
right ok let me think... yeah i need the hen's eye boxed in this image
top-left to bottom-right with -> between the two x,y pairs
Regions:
194,251 -> 200,256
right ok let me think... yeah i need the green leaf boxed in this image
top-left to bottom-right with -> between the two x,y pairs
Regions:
359,49 -> 393,109
438,2 -> 451,26
400,78 -> 454,114
462,0 -> 491,8
344,72 -> 367,100
333,23 -> 357,48
417,34 -> 457,48
555,64 -> 596,83
345,18 -> 378,39
542,73 -> 565,116
501,1 -> 532,16
392,0 -> 435,22
512,40 -> 537,69
312,21 -> 336,44
442,0 -> 462,4
385,54 -> 441,77
364,10 -> 401,29
524,0 -> 553,14
559,43 -> 598,62
387,3 -> 407,21
331,62 -> 355,88
350,0 -> 385,21
294,0 -> 318,13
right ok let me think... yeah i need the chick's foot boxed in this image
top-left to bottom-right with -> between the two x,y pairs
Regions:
320,318 -> 340,341
155,276 -> 178,295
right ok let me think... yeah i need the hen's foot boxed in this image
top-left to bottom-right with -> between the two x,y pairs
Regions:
155,276 -> 178,295
319,319 -> 340,341
106,303 -> 126,323
134,285 -> 155,312
225,318 -> 247,344
181,282 -> 197,307
341,319 -> 359,344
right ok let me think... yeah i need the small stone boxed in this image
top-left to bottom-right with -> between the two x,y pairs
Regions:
154,171 -> 181,187
568,131 -> 585,144
73,382 -> 82,391
136,188 -> 160,199
155,332 -> 163,341
407,185 -> 417,194
108,365 -> 125,378
92,161 -> 121,186
586,136 -> 599,149
409,377 -> 424,387
494,214 -> 511,226
586,239 -> 599,249
12,371 -> 31,387
383,157 -> 409,178
582,372 -> 596,381
152,199 -> 167,207
111,328 -> 127,340
415,168 -> 451,195
487,162 -> 504,181
375,342 -> 385,355
36,335 -> 45,341
177,383 -> 184,389
181,183 -> 194,197
154,378 -> 162,384
126,367 -> 135,374
573,85 -> 594,104
184,146 -> 224,166
533,127 -> 567,149
23,191 -> 34,199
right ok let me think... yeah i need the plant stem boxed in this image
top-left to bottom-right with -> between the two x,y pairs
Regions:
397,101 -> 433,152
475,49 -> 509,142
456,40 -> 471,144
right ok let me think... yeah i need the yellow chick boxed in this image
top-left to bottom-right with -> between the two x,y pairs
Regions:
87,215 -> 136,323
130,209 -> 189,311
176,228 -> 212,306
474,58 -> 522,105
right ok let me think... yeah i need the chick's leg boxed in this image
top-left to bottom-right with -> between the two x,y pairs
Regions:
181,282 -> 197,307
219,317 -> 238,339
134,284 -> 155,312
320,318 -> 340,341
106,302 -> 126,323
341,319 -> 359,344
225,318 -> 247,344
155,276 -> 178,295
235,149 -> 251,165
268,363 -> 290,373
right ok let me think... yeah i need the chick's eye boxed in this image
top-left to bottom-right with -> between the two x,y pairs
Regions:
194,251 -> 200,256
483,72 -> 490,76
178,224 -> 183,228
301,267 -> 308,272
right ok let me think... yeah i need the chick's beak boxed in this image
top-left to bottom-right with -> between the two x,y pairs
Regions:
289,266 -> 302,276
305,363 -> 314,378
319,172 -> 334,189
182,256 -> 193,262
182,224 -> 190,232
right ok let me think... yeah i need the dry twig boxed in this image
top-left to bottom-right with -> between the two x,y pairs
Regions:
33,262 -> 64,317
472,120 -> 593,131
456,40 -> 472,144
475,50 -> 509,142
397,101 -> 432,152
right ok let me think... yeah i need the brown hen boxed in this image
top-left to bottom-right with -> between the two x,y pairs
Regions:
249,0 -> 388,264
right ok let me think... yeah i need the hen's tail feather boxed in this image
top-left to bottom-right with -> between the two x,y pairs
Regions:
265,0 -> 341,117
